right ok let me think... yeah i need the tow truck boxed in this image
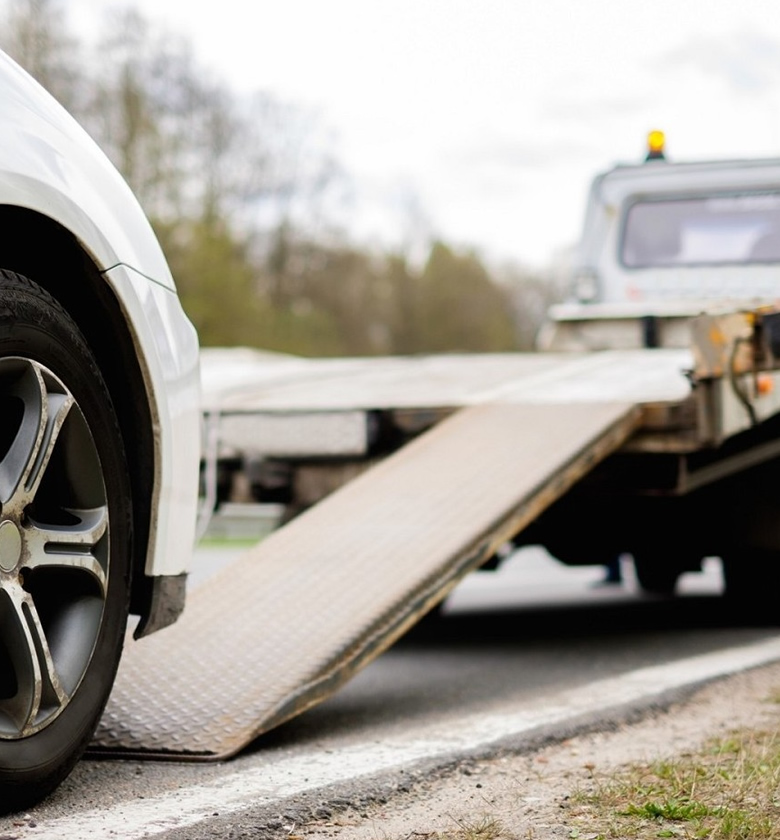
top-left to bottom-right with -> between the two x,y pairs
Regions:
90,133 -> 780,763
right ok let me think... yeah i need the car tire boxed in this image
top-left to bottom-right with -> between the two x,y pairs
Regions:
0,270 -> 132,813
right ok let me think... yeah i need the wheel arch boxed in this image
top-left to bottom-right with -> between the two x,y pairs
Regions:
0,205 -> 155,620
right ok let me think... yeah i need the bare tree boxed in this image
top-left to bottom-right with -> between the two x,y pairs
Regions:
0,0 -> 83,110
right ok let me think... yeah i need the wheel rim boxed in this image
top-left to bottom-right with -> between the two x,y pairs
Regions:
0,358 -> 109,739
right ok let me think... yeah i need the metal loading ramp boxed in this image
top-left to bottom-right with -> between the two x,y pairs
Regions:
92,401 -> 641,760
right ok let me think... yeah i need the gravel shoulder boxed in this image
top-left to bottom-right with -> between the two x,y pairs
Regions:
297,660 -> 780,839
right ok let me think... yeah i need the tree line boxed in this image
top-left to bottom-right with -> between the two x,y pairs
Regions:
0,0 -> 563,354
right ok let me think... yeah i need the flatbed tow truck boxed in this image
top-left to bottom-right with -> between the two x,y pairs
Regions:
92,134 -> 780,761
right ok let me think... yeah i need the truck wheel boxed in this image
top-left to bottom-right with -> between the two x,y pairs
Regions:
722,549 -> 776,625
631,552 -> 681,596
0,271 -> 132,813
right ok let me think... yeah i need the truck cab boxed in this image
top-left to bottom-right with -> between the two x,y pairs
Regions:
541,133 -> 780,351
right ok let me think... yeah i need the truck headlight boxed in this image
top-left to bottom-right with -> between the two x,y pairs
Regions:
573,269 -> 599,302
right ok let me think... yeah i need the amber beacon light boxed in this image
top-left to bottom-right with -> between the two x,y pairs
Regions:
645,129 -> 666,161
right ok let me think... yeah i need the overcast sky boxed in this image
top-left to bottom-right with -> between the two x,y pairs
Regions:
72,0 -> 780,268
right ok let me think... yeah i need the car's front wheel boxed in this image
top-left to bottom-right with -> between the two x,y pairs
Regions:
0,270 -> 132,813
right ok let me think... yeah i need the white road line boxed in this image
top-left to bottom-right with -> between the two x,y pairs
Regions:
19,635 -> 780,840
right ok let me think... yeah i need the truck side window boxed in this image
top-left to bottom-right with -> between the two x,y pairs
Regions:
622,192 -> 780,268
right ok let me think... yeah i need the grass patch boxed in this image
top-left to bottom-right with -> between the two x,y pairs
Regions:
195,536 -> 262,549
572,726 -> 780,839
397,816 -> 515,839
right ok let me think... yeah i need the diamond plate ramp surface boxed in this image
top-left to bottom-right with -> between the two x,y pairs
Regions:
92,402 -> 641,759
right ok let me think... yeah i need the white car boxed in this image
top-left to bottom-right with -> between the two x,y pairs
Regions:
0,49 -> 201,810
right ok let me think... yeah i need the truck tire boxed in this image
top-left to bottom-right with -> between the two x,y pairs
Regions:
631,552 -> 682,596
722,549 -> 777,625
0,271 -> 132,813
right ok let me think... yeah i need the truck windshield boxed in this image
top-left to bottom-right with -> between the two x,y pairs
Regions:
621,192 -> 780,268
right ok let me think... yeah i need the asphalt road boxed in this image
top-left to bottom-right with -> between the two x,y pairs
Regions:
3,546 -> 779,839
263,550 -> 773,747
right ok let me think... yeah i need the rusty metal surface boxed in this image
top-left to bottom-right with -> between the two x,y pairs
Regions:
92,401 -> 640,760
